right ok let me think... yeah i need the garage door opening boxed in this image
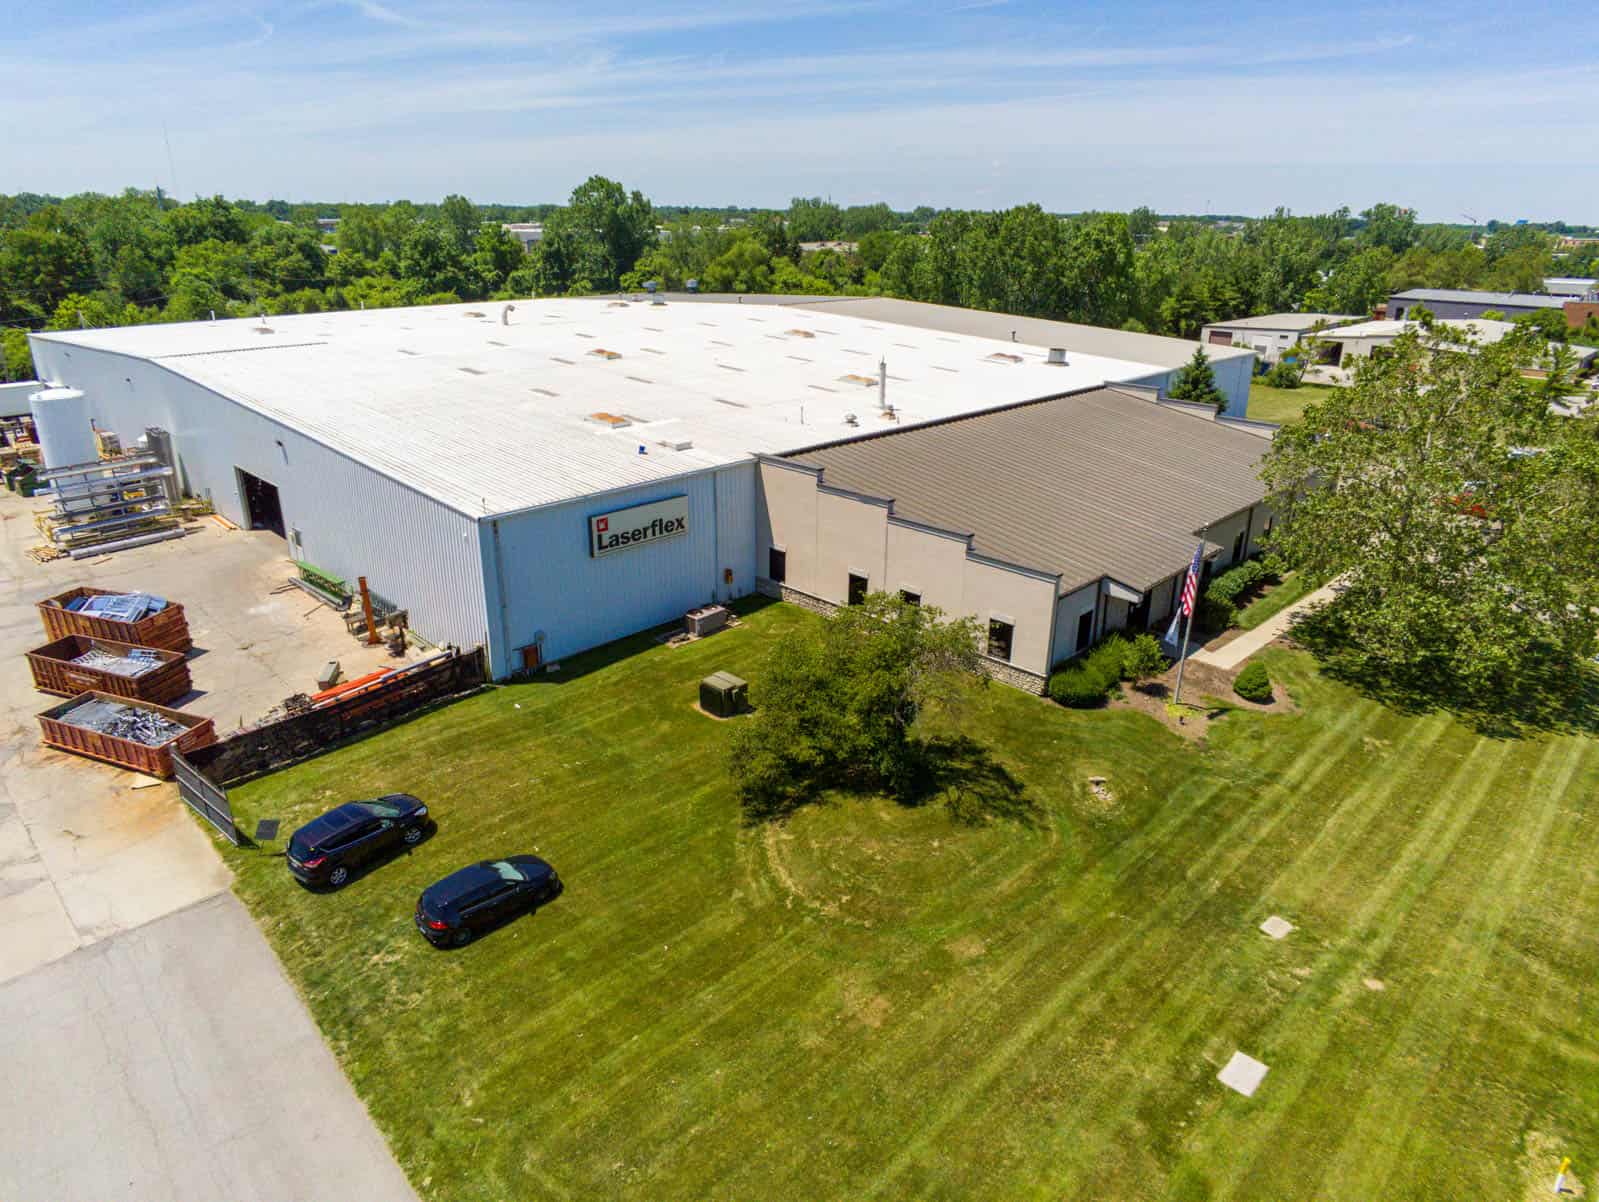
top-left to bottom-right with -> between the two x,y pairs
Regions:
237,468 -> 284,537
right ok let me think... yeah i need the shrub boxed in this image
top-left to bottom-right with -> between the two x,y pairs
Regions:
1233,660 -> 1273,703
1263,357 -> 1303,388
1259,551 -> 1288,579
1206,559 -> 1267,607
1049,665 -> 1110,708
1085,635 -> 1130,684
1199,594 -> 1237,633
1124,634 -> 1168,682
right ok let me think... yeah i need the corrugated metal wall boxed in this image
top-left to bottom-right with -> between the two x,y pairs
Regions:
30,341 -> 491,656
483,462 -> 757,676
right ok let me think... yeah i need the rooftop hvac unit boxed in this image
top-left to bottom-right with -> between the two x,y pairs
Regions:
1046,347 -> 1068,365
699,671 -> 749,718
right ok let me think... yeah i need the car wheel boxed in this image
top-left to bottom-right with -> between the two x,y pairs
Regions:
328,865 -> 350,889
402,825 -> 424,846
454,927 -> 473,947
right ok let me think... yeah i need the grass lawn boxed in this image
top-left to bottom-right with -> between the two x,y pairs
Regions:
1248,380 -> 1339,425
1235,570 -> 1323,630
222,600 -> 1599,1201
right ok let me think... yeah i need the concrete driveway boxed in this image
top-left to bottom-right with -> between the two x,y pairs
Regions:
0,892 -> 417,1202
0,490 -> 418,1200
0,496 -> 415,983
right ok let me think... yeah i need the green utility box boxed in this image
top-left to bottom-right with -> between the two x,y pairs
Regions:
699,671 -> 749,718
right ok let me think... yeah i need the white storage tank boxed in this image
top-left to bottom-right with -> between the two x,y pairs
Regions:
29,387 -> 97,470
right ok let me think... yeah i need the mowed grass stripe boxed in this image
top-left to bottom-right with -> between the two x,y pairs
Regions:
988,709 -> 1485,1196
854,700 -> 1381,1196
1322,735 -> 1589,1198
1200,737 -> 1519,1200
219,605 -> 1599,1201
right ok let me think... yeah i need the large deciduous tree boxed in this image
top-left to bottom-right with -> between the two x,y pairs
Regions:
1261,326 -> 1599,698
728,594 -> 984,819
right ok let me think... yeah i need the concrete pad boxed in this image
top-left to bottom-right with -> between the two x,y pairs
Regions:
0,893 -> 417,1202
1260,915 -> 1295,940
1218,1051 -> 1269,1097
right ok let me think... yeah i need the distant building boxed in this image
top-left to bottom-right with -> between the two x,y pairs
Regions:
1199,313 -> 1361,365
316,217 -> 340,235
1544,277 -> 1598,300
1387,288 -> 1568,321
502,223 -> 544,253
797,240 -> 859,254
1320,318 -> 1597,372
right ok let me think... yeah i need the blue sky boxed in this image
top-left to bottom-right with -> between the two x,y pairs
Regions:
4,0 -> 1597,221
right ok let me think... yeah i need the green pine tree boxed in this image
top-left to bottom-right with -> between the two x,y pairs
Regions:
1167,346 -> 1226,412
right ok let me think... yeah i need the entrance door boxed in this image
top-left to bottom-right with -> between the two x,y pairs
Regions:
1128,594 -> 1151,631
1074,610 -> 1093,655
237,468 -> 284,537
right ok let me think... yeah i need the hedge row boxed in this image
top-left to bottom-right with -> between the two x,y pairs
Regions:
1048,632 -> 1168,708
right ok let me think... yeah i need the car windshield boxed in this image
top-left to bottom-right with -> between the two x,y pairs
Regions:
361,799 -> 405,818
489,860 -> 526,882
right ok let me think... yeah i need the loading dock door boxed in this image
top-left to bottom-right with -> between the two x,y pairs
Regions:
238,468 -> 285,537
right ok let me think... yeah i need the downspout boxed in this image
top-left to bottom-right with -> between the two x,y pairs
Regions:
488,517 -> 511,678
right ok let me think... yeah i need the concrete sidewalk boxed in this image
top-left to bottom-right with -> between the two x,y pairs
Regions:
0,892 -> 417,1202
1191,579 -> 1341,671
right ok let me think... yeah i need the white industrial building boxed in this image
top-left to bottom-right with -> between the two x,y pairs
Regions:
28,298 -> 1269,688
1200,312 -> 1361,364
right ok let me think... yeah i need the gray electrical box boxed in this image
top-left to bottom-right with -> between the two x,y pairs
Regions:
699,671 -> 749,717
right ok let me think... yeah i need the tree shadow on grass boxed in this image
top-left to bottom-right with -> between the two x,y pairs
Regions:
737,735 -> 1041,829
908,735 -> 1043,829
1290,608 -> 1599,739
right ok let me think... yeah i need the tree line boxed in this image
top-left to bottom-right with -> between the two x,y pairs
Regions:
5,181 -> 1597,383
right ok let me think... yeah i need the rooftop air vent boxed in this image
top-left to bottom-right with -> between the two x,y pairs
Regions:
986,352 -> 1024,364
785,328 -> 815,338
838,373 -> 877,387
1046,347 -> 1068,365
464,311 -> 486,318
588,412 -> 631,428
658,437 -> 694,451
459,366 -> 486,375
844,413 -> 859,426
589,348 -> 622,360
651,294 -> 667,306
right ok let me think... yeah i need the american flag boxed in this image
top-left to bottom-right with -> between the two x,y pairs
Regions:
1179,542 -> 1204,618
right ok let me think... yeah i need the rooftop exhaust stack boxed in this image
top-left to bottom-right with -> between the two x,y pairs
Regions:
878,357 -> 887,411
501,303 -> 516,326
1047,346 -> 1068,365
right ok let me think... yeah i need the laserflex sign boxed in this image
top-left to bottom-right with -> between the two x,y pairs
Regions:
588,495 -> 689,558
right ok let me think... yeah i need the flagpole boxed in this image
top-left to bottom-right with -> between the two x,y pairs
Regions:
1173,524 -> 1209,708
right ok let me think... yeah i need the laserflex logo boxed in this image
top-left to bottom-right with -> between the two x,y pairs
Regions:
588,495 -> 690,558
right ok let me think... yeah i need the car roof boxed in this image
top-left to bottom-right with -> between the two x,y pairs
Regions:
426,862 -> 501,902
295,802 -> 370,845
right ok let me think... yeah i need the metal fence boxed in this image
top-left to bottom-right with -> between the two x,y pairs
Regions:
172,749 -> 243,845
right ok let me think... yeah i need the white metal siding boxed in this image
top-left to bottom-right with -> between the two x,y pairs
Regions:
29,341 -> 490,655
483,463 -> 757,677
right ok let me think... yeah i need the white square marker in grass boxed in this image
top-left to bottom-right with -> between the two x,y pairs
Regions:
1260,915 -> 1294,940
1218,1051 -> 1269,1097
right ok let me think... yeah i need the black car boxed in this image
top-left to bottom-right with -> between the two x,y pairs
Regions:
285,794 -> 431,889
415,856 -> 561,947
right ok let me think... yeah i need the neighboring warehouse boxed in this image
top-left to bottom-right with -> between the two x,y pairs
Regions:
28,298 -> 1266,688
1199,313 -> 1360,364
761,386 -> 1273,691
1386,288 -> 1569,321
1319,317 -> 1597,371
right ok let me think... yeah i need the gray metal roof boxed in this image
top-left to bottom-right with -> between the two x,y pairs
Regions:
1389,288 -> 1567,309
786,386 -> 1268,593
659,293 -> 1250,371
1204,312 -> 1360,332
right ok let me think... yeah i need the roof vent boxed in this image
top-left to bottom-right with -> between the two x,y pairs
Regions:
465,311 -> 486,318
658,437 -> 694,451
987,352 -> 1023,364
651,294 -> 667,306
686,278 -> 699,293
786,328 -> 816,338
1046,347 -> 1068,365
589,348 -> 622,360
838,373 -> 877,387
589,412 -> 631,428
501,303 -> 515,326
844,413 -> 859,426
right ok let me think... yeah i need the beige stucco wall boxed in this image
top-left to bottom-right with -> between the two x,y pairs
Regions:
1051,580 -> 1100,665
756,460 -> 1059,678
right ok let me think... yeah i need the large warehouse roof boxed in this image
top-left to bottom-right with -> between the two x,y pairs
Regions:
34,299 -> 1180,518
786,386 -> 1269,592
